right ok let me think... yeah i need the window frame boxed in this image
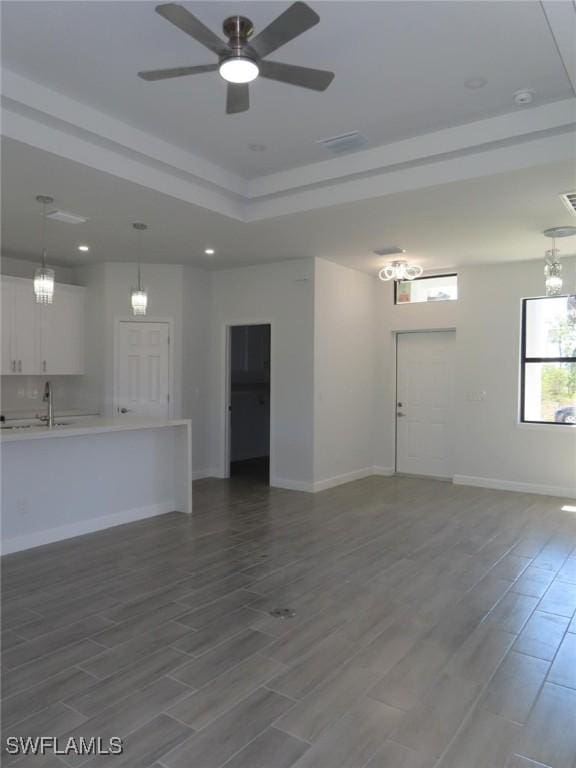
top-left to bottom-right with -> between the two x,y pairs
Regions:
394,273 -> 458,305
520,295 -> 576,426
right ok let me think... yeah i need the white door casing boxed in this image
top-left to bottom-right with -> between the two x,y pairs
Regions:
396,330 -> 455,478
115,321 -> 171,419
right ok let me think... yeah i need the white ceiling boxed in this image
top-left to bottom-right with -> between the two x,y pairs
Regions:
3,137 -> 574,274
2,0 -> 573,178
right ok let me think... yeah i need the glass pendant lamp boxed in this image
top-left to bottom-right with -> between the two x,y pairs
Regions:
130,223 -> 148,316
34,195 -> 56,304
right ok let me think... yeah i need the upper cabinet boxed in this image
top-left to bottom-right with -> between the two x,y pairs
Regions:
1,276 -> 85,376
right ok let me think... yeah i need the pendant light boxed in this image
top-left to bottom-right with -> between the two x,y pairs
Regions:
544,246 -> 562,297
130,222 -> 148,316
34,195 -> 55,304
543,226 -> 576,297
378,259 -> 423,281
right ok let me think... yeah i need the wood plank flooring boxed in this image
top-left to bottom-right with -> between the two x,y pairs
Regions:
2,475 -> 576,768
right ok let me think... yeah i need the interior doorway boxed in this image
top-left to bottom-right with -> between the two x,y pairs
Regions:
395,330 -> 455,478
227,324 -> 271,484
115,320 -> 172,419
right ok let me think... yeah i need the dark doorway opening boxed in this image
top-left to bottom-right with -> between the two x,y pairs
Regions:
229,324 -> 271,485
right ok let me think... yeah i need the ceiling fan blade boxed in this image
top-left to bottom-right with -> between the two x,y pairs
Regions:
226,83 -> 250,114
259,60 -> 334,91
138,63 -> 218,81
248,2 -> 320,59
155,3 -> 227,56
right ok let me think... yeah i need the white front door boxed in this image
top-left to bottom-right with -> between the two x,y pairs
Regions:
396,331 -> 455,478
116,321 -> 170,418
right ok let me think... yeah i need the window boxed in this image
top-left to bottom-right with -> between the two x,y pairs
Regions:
395,274 -> 458,304
521,295 -> 576,425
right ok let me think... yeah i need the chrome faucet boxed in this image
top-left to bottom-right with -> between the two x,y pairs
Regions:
42,380 -> 54,427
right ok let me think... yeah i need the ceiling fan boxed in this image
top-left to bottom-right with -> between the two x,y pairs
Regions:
138,2 -> 334,114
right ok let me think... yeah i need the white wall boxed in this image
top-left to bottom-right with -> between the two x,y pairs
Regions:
181,266 -> 211,477
453,259 -> 576,496
374,259 -> 576,497
313,258 -> 377,490
208,259 -> 315,489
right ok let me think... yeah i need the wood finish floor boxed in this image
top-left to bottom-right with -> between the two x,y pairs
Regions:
2,475 -> 576,768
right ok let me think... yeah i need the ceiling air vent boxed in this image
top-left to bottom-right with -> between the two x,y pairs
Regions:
46,209 -> 88,225
560,192 -> 576,216
373,246 -> 406,257
317,131 -> 368,156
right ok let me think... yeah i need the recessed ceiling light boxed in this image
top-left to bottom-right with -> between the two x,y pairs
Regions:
204,248 -> 215,255
464,77 -> 487,90
513,89 -> 534,106
77,244 -> 90,252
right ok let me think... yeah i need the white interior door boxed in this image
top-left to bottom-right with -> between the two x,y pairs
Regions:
116,321 -> 170,419
396,331 -> 455,478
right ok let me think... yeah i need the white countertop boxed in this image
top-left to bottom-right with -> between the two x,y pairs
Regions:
0,417 -> 191,443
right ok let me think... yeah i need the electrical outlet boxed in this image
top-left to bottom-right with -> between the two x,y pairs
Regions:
17,498 -> 29,515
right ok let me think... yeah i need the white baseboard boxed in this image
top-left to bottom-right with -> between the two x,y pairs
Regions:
313,467 -> 377,492
453,474 -> 576,500
192,468 -> 218,480
270,476 -> 315,492
372,466 -> 396,477
2,502 -> 177,555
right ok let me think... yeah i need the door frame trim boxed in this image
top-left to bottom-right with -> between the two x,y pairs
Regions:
221,320 -> 273,483
394,328 -> 456,476
113,317 -> 175,419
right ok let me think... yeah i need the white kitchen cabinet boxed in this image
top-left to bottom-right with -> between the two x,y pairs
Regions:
1,278 -> 40,375
39,285 -> 85,375
1,277 -> 85,375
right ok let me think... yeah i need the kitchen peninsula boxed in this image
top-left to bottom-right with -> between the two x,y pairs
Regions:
1,418 -> 192,554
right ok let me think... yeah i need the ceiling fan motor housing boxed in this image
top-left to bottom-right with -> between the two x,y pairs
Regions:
223,16 -> 255,50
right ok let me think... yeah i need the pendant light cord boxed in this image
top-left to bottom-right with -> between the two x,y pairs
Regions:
41,200 -> 47,269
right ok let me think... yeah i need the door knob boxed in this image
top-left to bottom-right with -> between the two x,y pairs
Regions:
119,407 -> 130,414
397,412 -> 406,417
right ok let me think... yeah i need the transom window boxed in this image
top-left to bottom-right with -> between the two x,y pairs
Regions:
395,274 -> 458,304
521,295 -> 576,425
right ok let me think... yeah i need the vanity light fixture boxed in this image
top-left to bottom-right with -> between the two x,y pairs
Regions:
378,260 -> 423,282
131,222 -> 148,316
34,195 -> 56,304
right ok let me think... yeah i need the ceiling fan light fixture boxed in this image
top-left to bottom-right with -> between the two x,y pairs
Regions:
219,57 -> 259,84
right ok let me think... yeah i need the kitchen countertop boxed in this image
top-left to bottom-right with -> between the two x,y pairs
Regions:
0,417 -> 191,442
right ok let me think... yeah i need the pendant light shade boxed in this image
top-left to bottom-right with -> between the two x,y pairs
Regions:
130,223 -> 148,316
34,260 -> 56,305
34,195 -> 55,304
544,249 -> 562,296
542,227 -> 576,297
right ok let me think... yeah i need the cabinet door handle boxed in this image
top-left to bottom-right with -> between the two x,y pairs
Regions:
43,360 -> 47,372
11,360 -> 16,372
18,360 -> 22,373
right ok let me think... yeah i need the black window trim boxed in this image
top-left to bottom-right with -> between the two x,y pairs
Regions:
394,272 -> 458,305
520,295 -> 576,426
